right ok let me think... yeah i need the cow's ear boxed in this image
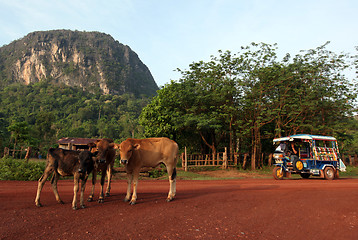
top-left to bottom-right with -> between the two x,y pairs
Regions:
133,144 -> 140,150
113,143 -> 120,150
109,143 -> 115,148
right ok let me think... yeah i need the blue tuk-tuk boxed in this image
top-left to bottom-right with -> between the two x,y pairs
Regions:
272,134 -> 346,180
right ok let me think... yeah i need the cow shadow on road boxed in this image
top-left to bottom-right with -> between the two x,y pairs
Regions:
82,183 -> 280,206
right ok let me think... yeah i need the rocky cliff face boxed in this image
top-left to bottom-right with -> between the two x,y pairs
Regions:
0,30 -> 158,96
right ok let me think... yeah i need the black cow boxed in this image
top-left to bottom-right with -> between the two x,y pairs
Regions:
35,148 -> 96,210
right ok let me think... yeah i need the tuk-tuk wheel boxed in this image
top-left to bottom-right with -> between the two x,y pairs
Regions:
273,166 -> 284,180
293,159 -> 304,172
324,167 -> 335,180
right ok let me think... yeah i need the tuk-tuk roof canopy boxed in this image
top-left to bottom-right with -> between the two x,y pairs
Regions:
273,134 -> 337,142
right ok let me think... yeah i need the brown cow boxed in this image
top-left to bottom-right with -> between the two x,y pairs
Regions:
87,138 -> 116,203
35,148 -> 96,210
114,137 -> 178,205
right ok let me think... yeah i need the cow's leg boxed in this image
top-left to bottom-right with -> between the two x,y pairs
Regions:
166,165 -> 177,202
51,172 -> 64,204
105,165 -> 112,197
80,176 -> 88,209
87,170 -> 96,202
124,172 -> 133,203
72,174 -> 79,210
98,172 -> 106,203
129,170 -> 140,205
35,167 -> 53,207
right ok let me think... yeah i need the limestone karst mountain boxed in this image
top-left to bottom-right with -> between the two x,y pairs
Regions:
0,30 -> 158,96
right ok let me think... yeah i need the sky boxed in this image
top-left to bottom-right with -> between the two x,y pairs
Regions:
0,0 -> 357,87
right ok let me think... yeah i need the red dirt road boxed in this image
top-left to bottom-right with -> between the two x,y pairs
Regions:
1,178 -> 358,240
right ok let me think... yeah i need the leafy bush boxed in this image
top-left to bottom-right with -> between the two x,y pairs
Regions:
148,168 -> 166,178
0,157 -> 45,181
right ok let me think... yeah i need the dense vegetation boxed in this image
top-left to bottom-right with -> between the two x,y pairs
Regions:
140,42 -> 358,169
0,157 -> 46,181
0,82 -> 149,155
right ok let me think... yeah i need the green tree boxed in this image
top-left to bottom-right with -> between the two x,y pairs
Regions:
141,51 -> 241,155
140,42 -> 357,169
7,121 -> 30,156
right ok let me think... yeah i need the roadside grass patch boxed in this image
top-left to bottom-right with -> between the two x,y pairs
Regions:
340,166 -> 358,178
0,157 -> 45,181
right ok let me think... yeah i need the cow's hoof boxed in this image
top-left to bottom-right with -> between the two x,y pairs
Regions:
35,203 -> 43,207
129,201 -> 136,205
87,197 -> 93,202
81,205 -> 86,209
98,199 -> 104,203
105,193 -> 110,197
123,198 -> 130,203
58,200 -> 65,204
72,206 -> 78,210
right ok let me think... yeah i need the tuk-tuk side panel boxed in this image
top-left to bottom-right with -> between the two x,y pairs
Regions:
313,146 -> 339,161
312,139 -> 339,161
304,159 -> 338,170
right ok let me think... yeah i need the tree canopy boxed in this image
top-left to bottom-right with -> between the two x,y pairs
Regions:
0,82 -> 149,154
140,42 -> 358,169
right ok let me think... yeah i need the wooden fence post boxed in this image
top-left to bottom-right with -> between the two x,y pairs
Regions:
243,153 -> 248,169
184,147 -> 188,172
25,147 -> 32,163
181,152 -> 184,168
3,147 -> 9,157
223,147 -> 228,169
268,153 -> 272,166
349,155 -> 354,166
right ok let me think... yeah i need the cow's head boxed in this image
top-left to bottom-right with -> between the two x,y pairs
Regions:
114,140 -> 140,165
88,139 -> 114,164
78,151 -> 97,179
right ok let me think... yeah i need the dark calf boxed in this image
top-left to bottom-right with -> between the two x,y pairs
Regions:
35,148 -> 96,210
87,138 -> 116,203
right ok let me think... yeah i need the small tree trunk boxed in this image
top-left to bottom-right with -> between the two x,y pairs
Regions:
243,153 -> 248,170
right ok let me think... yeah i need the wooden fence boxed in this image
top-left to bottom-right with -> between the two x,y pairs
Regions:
181,147 -> 252,171
3,147 -> 33,161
